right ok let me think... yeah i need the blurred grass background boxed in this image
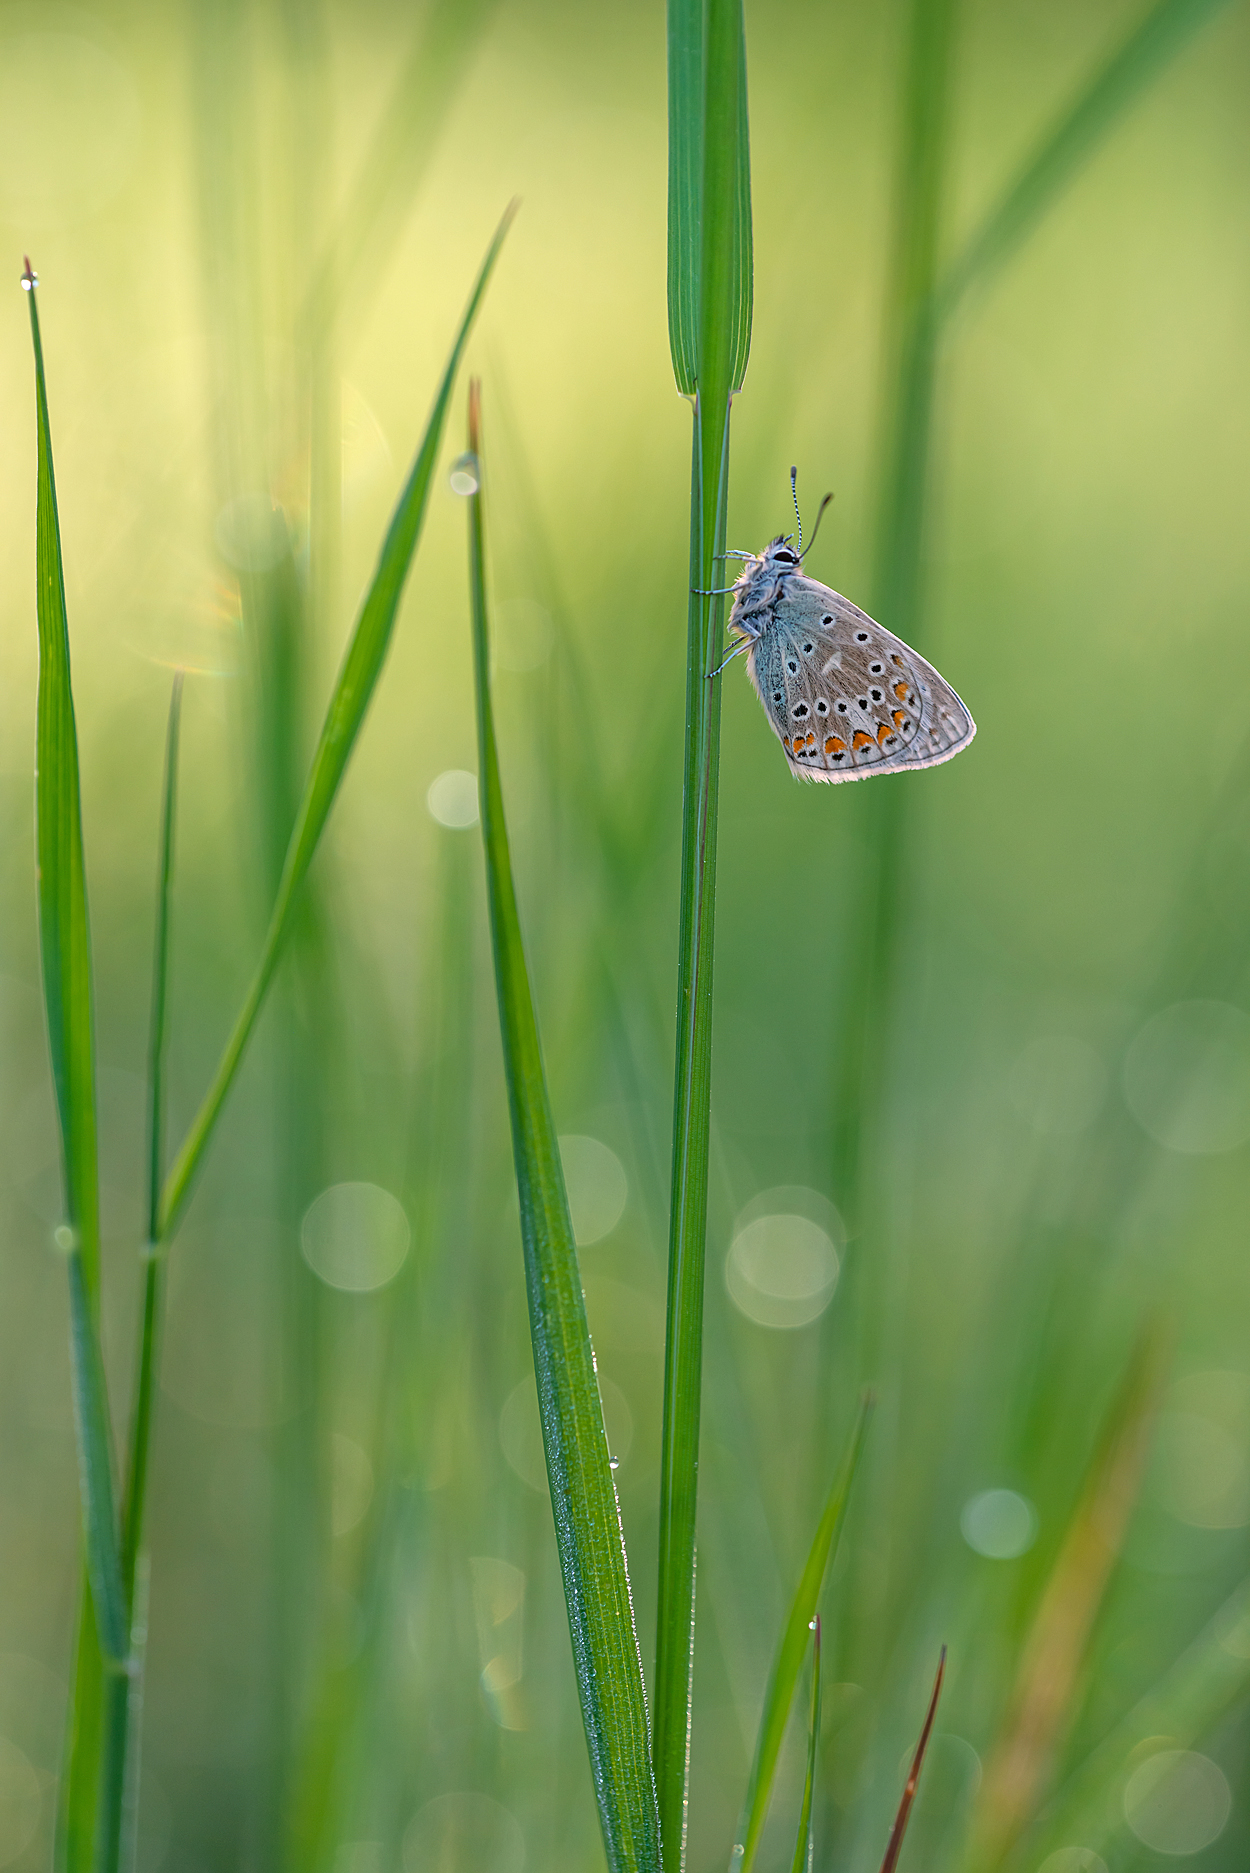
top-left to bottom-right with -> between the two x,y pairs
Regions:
2,1 -> 1250,1870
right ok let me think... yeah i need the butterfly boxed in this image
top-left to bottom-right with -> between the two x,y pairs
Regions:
713,474 -> 975,782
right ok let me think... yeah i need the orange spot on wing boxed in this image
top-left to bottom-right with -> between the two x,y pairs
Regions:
852,731 -> 873,751
894,681 -> 909,700
825,736 -> 846,754
783,736 -> 792,750
893,710 -> 907,729
877,723 -> 892,745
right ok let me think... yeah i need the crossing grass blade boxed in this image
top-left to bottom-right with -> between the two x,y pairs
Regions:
24,259 -> 130,1873
788,1619 -> 822,1873
938,0 -> 1235,316
735,1399 -> 871,1873
465,378 -> 660,1873
157,202 -> 516,1242
656,4 -> 752,1860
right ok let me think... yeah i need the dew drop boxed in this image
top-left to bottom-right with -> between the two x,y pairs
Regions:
449,452 -> 480,496
609,1456 -> 620,1471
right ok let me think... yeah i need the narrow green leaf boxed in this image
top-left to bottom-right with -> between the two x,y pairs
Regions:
25,257 -> 129,1873
465,379 -> 659,1873
666,0 -> 701,394
666,0 -> 751,395
788,1619 -> 822,1873
939,0 -> 1234,317
656,5 -> 753,1858
25,263 -> 127,1674
157,203 -> 516,1242
735,1400 -> 871,1873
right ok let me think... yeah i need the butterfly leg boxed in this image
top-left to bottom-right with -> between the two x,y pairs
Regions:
707,638 -> 750,679
690,584 -> 738,596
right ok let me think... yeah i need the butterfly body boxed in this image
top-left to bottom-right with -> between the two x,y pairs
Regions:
726,536 -> 975,782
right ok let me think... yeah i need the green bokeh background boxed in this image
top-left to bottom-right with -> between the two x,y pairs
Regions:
1,2 -> 1249,1870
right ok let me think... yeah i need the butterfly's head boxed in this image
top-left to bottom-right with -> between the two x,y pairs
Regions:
764,534 -> 800,568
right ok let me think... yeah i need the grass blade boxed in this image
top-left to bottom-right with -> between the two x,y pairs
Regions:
655,4 -> 752,1861
157,202 -> 515,1241
879,1649 -> 946,1873
939,0 -> 1235,315
788,1619 -> 822,1873
25,257 -> 129,1873
735,1399 -> 872,1873
465,379 -> 660,1873
666,0 -> 701,395
25,259 -> 126,1665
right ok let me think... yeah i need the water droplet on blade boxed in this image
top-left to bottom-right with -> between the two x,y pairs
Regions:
449,452 -> 480,496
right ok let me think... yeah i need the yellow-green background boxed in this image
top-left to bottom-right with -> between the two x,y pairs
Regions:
1,2 -> 1249,1869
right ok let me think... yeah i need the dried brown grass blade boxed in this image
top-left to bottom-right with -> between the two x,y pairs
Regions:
879,1647 -> 946,1873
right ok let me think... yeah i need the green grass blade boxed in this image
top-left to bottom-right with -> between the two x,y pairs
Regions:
25,264 -> 127,1677
666,0 -> 701,394
735,1399 -> 871,1873
85,673 -> 186,1873
666,0 -> 751,395
144,673 -> 183,1255
788,1619 -> 822,1873
655,6 -> 752,1859
465,379 -> 660,1873
939,0 -> 1234,316
157,203 -> 515,1241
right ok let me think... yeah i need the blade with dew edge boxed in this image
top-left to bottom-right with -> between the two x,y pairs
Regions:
156,201 -> 516,1242
465,377 -> 660,1873
788,1618 -> 822,1873
879,1648 -> 946,1873
733,1397 -> 872,1873
655,1 -> 753,1859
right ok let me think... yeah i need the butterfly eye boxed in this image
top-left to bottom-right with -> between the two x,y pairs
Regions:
870,688 -> 883,702
802,641 -> 813,653
786,659 -> 798,672
836,701 -> 848,713
816,700 -> 828,715
870,662 -> 884,674
772,690 -> 782,702
855,630 -> 869,642
821,613 -> 833,624
858,698 -> 869,710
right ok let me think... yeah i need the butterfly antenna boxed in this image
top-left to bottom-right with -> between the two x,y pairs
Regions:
790,465 -> 803,554
798,493 -> 834,562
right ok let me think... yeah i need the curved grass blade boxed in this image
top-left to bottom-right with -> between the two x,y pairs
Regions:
157,202 -> 516,1241
734,1398 -> 871,1873
789,1619 -> 822,1873
939,0 -> 1234,317
656,5 -> 752,1860
465,379 -> 659,1873
879,1648 -> 946,1873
